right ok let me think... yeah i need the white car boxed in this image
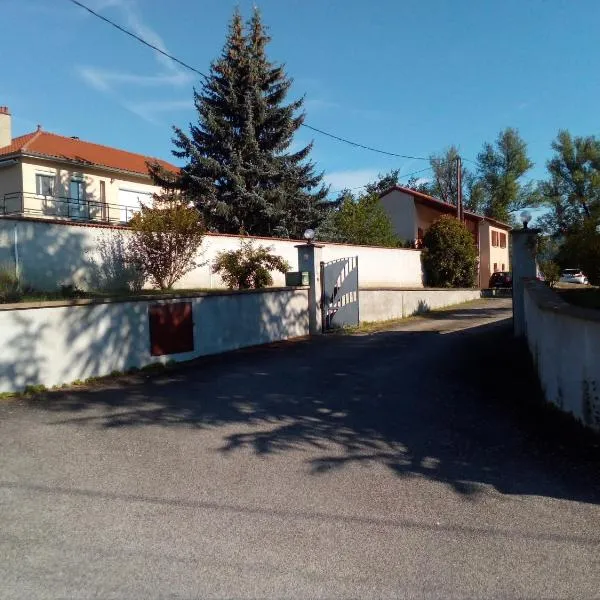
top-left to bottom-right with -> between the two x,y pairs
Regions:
559,269 -> 589,285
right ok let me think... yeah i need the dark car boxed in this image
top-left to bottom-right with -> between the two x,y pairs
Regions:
489,271 -> 512,288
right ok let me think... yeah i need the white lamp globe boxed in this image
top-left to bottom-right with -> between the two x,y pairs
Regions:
303,228 -> 315,242
520,210 -> 532,228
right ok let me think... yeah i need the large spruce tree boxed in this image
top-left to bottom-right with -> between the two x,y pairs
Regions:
151,9 -> 328,237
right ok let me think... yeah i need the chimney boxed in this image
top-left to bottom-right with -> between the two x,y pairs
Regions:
0,106 -> 11,148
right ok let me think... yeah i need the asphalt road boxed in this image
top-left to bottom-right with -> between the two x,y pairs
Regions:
1,298 -> 599,599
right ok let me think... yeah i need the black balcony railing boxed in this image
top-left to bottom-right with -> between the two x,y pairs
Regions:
1,192 -> 140,225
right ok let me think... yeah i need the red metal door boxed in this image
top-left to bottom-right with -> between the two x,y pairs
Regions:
149,302 -> 194,356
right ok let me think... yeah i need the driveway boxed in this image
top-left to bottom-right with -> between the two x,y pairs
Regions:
1,298 -> 599,599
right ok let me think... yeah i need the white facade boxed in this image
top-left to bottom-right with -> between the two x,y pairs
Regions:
14,158 -> 160,222
379,188 -> 418,242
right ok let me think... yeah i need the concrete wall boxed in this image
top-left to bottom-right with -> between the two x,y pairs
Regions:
0,218 -> 423,291
0,287 -> 309,393
360,288 -> 482,322
379,189 -> 418,243
523,281 -> 600,431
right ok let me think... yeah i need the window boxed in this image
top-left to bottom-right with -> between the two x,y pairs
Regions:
491,230 -> 499,247
36,174 -> 55,197
69,179 -> 85,201
68,178 -> 87,219
502,263 -> 505,271
499,232 -> 507,248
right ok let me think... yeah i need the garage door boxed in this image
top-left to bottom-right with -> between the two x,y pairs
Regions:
118,189 -> 153,222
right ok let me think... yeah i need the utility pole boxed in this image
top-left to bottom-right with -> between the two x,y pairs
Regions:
456,155 -> 462,222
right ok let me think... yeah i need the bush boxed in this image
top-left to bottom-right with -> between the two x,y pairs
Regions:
127,192 -> 205,290
212,240 -> 290,289
422,216 -> 478,287
317,193 -> 400,247
89,231 -> 145,293
0,264 -> 21,303
538,259 -> 560,288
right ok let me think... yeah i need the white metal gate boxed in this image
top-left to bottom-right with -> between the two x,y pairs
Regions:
320,256 -> 359,331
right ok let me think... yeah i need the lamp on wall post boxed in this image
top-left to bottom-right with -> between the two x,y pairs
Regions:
511,210 -> 540,337
303,228 -> 315,245
296,229 -> 323,335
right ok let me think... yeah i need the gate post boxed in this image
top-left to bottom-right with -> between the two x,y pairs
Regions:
511,226 -> 540,337
296,242 -> 324,335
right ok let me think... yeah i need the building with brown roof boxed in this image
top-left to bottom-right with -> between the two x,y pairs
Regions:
0,106 -> 177,223
380,185 -> 511,288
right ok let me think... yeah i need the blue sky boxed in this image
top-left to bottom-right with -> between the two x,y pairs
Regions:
2,0 -> 599,200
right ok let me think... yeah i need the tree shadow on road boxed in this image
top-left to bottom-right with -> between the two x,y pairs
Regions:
26,317 -> 600,505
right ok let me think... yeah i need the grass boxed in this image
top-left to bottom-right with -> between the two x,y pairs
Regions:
1,286 -> 224,305
556,286 -> 600,310
0,362 -> 176,402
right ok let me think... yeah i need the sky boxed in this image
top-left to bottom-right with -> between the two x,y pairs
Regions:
2,0 -> 600,205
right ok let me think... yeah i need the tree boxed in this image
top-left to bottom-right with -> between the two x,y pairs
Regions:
476,128 -> 535,223
556,219 -> 600,286
363,168 -> 401,196
317,192 -> 399,247
538,259 -> 561,288
127,192 -> 205,290
539,130 -> 600,235
212,239 -> 290,289
422,215 -> 478,288
150,9 -> 328,238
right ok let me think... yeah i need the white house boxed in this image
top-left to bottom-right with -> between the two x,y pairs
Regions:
0,106 -> 177,224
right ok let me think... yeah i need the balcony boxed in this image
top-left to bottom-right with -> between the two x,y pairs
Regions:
1,192 -> 139,225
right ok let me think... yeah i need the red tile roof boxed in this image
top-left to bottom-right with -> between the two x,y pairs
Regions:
380,185 -> 511,230
0,129 -> 178,177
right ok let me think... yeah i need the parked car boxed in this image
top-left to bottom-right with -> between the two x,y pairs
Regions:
489,271 -> 512,288
559,269 -> 589,285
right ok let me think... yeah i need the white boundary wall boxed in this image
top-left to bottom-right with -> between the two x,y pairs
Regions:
0,217 -> 423,292
524,281 -> 600,431
360,288 -> 482,322
0,287 -> 309,393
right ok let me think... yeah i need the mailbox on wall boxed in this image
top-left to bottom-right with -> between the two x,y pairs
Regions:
285,271 -> 309,286
148,302 -> 194,356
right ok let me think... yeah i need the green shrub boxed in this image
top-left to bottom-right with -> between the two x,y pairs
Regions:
317,193 -> 400,247
127,191 -> 205,290
212,239 -> 290,289
538,259 -> 561,288
422,216 -> 478,288
0,264 -> 21,303
23,384 -> 47,396
59,283 -> 85,298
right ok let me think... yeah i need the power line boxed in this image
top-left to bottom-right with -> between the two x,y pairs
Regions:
67,0 -> 209,79
66,0 -> 435,161
301,124 -> 429,161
